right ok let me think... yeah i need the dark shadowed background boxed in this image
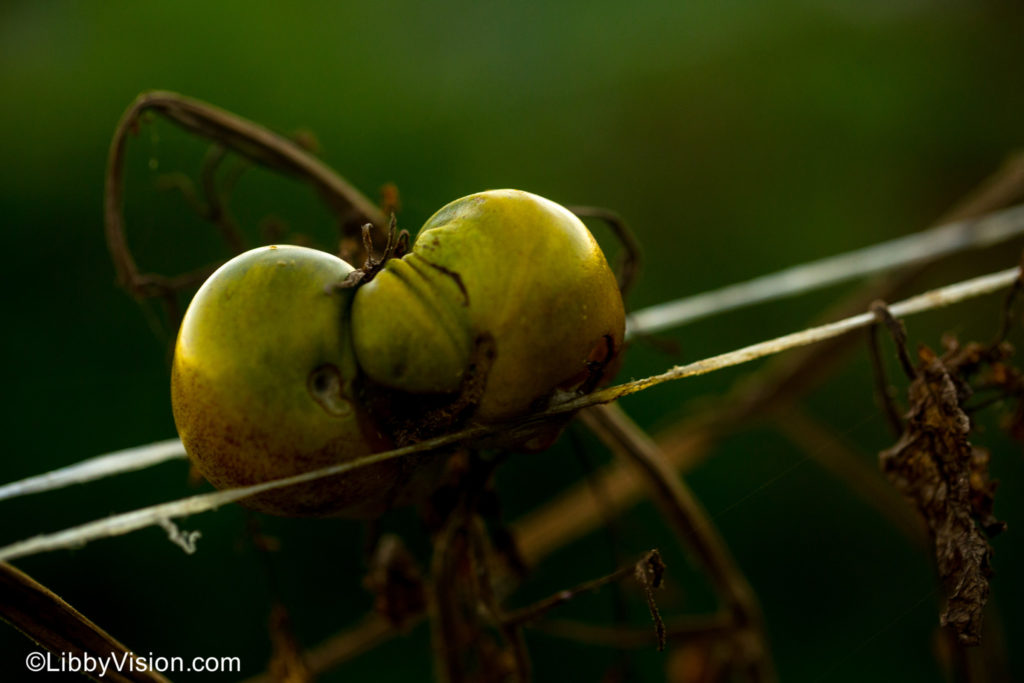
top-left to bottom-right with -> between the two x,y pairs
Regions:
2,1 -> 1024,681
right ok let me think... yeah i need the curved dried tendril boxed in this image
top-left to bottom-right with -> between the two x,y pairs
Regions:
104,90 -> 387,322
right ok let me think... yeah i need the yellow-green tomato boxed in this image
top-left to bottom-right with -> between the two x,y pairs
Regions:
171,245 -> 396,517
351,189 -> 625,422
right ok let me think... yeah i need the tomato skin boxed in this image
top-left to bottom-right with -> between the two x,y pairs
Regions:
171,245 -> 399,517
171,191 -> 626,516
352,189 -> 626,423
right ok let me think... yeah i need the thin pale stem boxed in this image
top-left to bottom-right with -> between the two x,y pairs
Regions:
15,198 -> 1024,501
0,428 -> 488,563
577,267 -> 1021,412
0,439 -> 185,503
0,265 -> 1018,563
627,203 -> 1024,337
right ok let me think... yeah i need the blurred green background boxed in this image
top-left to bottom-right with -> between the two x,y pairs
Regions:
2,1 -> 1024,681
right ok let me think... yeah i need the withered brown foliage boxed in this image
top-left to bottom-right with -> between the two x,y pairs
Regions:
879,338 -> 1013,645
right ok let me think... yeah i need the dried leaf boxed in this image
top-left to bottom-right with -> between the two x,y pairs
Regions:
879,342 -> 1005,645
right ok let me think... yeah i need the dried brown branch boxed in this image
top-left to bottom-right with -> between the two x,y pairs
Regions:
868,321 -> 907,437
580,405 -> 773,682
503,549 -> 665,631
534,613 -> 733,649
465,518 -> 532,682
0,563 -> 171,683
871,300 -> 918,381
426,453 -> 529,683
429,502 -> 474,683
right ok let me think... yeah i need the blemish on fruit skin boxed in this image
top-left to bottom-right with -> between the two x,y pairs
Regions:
172,244 -> 403,517
420,258 -> 469,305
307,364 -> 353,417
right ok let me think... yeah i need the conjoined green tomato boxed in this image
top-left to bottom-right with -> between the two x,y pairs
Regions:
171,245 -> 398,517
351,189 -> 625,423
172,190 -> 626,517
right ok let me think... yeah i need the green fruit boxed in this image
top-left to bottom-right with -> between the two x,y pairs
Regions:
351,189 -> 625,423
171,245 -> 397,517
171,191 -> 626,516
